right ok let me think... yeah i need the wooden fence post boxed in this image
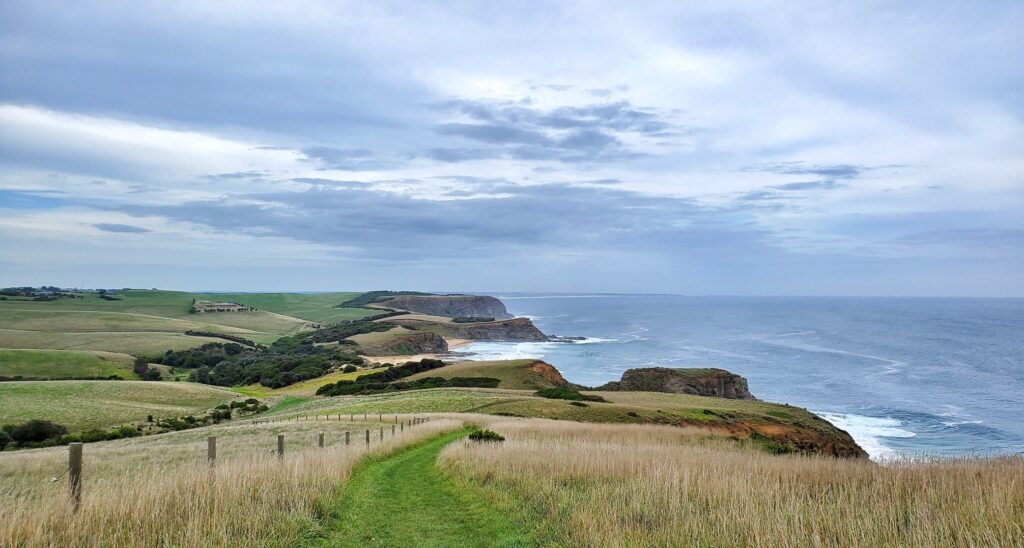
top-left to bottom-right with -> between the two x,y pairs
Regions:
345,431 -> 350,446
379,413 -> 382,422
363,413 -> 367,421
207,436 -> 217,466
365,429 -> 370,446
392,424 -> 395,436
401,421 -> 404,432
68,442 -> 83,512
277,434 -> 285,459
379,427 -> 383,440
318,433 -> 325,448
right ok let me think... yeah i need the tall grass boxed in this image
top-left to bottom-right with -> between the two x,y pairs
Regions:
440,418 -> 1024,547
0,418 -> 460,546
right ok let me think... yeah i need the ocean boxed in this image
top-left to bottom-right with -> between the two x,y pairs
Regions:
460,295 -> 1024,460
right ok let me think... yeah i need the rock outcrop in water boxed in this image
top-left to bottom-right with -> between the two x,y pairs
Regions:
596,367 -> 756,400
378,295 -> 514,319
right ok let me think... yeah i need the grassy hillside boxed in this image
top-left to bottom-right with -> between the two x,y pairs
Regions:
405,359 -> 569,390
0,380 -> 238,430
192,292 -> 377,324
441,418 -> 1024,546
264,386 -> 863,456
0,349 -> 136,379
0,416 -> 460,546
0,290 -> 368,357
0,329 -> 227,356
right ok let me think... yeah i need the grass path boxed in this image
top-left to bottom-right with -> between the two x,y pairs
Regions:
323,429 -> 542,547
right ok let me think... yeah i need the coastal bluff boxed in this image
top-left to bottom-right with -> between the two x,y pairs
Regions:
392,317 -> 548,342
596,367 -> 756,400
377,294 -> 514,320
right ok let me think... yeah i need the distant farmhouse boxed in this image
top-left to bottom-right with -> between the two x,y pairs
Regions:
192,300 -> 256,313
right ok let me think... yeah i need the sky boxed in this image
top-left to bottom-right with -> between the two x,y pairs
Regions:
1,1 -> 1022,296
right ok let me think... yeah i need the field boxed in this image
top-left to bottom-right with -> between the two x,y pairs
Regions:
0,381 -> 239,431
0,349 -> 136,379
0,290 -> 378,360
2,411 -> 1020,546
0,330 -> 228,356
0,417 -> 460,546
405,359 -> 569,390
190,292 -> 377,324
441,418 -> 1024,546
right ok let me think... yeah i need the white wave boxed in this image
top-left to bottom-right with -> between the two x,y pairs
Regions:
571,337 -> 618,344
459,341 -> 559,361
816,412 -> 916,461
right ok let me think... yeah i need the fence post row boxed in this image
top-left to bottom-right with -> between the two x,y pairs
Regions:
68,442 -> 83,512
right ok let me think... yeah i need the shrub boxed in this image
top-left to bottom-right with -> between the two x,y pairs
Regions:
569,401 -> 589,407
468,429 -> 505,442
534,387 -> 608,402
343,364 -> 358,373
9,420 -> 68,444
0,430 -> 12,450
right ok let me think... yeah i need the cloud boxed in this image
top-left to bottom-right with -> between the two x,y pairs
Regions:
117,181 -> 770,262
94,223 -> 150,233
429,98 -> 676,162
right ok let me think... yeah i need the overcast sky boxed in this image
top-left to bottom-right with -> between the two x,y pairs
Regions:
1,1 -> 1022,296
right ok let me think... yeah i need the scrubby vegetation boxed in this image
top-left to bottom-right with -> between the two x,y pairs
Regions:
315,358 -> 451,396
155,328 -> 370,388
535,387 -> 608,402
452,316 -> 495,323
467,429 -> 504,442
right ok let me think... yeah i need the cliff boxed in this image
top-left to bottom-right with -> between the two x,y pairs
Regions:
596,367 -> 756,400
378,294 -> 514,319
391,317 -> 548,342
347,327 -> 448,356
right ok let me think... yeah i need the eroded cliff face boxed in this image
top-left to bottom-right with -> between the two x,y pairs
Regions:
378,295 -> 514,319
597,367 -> 756,400
371,332 -> 448,356
391,317 -> 549,342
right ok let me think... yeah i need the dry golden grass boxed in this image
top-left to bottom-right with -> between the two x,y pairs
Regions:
0,417 -> 460,546
440,418 -> 1024,547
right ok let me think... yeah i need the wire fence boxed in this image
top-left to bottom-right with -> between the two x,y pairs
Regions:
52,415 -> 433,512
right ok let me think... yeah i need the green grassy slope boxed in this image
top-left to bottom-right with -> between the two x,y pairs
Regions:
0,380 -> 238,430
0,330 -> 227,356
0,349 -> 136,379
324,429 -> 540,547
263,388 -> 863,456
406,359 -> 568,390
192,292 -> 377,324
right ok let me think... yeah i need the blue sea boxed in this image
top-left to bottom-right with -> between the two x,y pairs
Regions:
460,295 -> 1024,460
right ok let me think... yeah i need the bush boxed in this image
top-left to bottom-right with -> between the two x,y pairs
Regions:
343,364 -> 358,373
569,401 -> 589,407
0,430 -> 12,450
9,420 -> 68,444
534,387 -> 608,402
468,429 -> 505,442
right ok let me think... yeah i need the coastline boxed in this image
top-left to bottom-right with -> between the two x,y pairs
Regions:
362,336 -> 472,364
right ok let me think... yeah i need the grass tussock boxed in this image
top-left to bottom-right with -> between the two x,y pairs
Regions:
439,418 -> 1024,547
0,418 -> 460,546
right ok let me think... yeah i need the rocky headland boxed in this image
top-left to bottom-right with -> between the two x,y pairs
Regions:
596,367 -> 756,400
